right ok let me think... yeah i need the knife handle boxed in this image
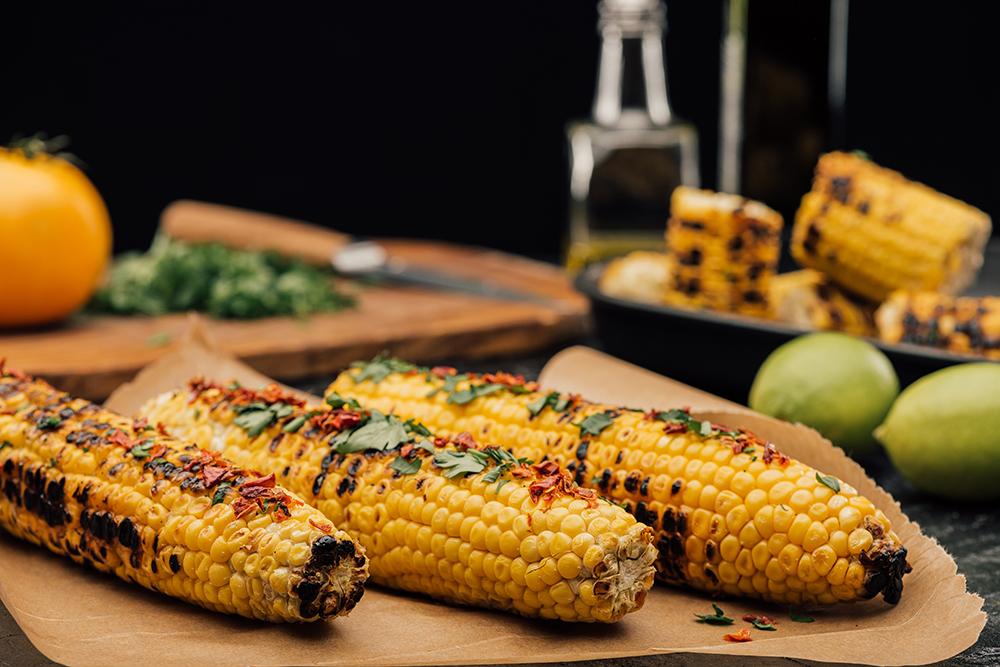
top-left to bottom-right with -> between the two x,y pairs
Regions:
160,200 -> 351,266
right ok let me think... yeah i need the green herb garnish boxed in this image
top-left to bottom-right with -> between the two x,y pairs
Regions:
212,483 -> 232,505
448,383 -> 504,406
351,355 -> 418,384
789,611 -> 814,623
403,419 -> 433,437
88,234 -> 354,320
694,603 -> 734,625
331,411 -> 409,454
815,473 -> 841,493
129,440 -> 154,458
233,402 -> 295,438
577,411 -> 615,437
432,450 -> 488,478
389,456 -> 423,475
527,391 -> 561,418
36,416 -> 62,431
751,619 -> 777,631
326,393 -> 361,410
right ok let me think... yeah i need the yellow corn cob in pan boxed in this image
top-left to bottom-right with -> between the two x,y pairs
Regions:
769,269 -> 876,336
664,186 -> 783,318
876,291 -> 1000,359
328,358 -> 912,607
0,364 -> 367,622
138,379 -> 658,623
791,151 -> 992,302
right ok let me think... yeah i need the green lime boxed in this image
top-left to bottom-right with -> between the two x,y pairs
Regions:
875,363 -> 1000,501
749,333 -> 899,455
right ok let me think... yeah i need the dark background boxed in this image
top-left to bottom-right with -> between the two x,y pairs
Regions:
2,1 -> 996,256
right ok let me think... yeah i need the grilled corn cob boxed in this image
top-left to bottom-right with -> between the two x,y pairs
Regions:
329,358 -> 912,606
598,251 -> 672,304
664,186 -> 783,318
876,291 -> 1000,359
791,152 -> 992,301
769,269 -> 877,336
0,364 -> 367,622
138,379 -> 658,622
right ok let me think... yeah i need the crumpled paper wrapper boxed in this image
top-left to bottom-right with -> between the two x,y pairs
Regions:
0,334 -> 985,666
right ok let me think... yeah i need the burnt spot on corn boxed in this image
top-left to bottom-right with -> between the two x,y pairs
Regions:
705,540 -> 717,562
573,461 -> 588,486
575,441 -> 589,460
743,290 -> 765,304
633,501 -> 658,529
623,472 -> 642,493
680,220 -> 705,230
639,476 -> 650,497
679,248 -> 703,267
268,433 -> 284,452
336,477 -> 356,497
597,469 -> 612,492
312,472 -> 327,496
802,220 -> 822,255
830,176 -> 852,204
169,554 -> 181,573
670,479 -> 682,495
727,236 -> 744,252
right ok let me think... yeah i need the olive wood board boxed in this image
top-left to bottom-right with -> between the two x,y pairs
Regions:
0,238 -> 588,399
0,340 -> 983,666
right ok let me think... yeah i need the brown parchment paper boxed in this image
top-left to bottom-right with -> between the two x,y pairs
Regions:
0,337 -> 984,667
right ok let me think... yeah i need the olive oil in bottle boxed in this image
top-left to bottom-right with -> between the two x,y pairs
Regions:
566,0 -> 699,270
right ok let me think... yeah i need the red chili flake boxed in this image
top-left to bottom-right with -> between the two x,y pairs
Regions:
723,628 -> 753,642
398,443 -> 415,458
107,430 -> 139,449
452,432 -> 479,451
431,366 -> 457,378
309,518 -> 333,533
231,497 -> 258,519
186,378 -> 306,408
480,372 -> 535,390
525,460 -> 597,508
201,465 -> 229,487
310,409 -> 362,433
404,368 -> 420,376
663,422 -> 687,435
147,444 -> 167,461
132,417 -> 149,432
271,504 -> 292,522
241,473 -> 276,490
762,442 -> 790,466
156,422 -> 171,437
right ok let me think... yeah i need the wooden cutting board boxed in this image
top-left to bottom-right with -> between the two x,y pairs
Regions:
0,203 -> 588,399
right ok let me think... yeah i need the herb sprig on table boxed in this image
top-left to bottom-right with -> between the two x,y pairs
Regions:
88,235 -> 354,319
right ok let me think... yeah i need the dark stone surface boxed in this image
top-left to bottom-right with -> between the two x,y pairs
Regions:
1,351 -> 995,666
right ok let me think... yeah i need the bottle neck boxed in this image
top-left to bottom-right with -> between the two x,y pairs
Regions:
593,1 -> 673,128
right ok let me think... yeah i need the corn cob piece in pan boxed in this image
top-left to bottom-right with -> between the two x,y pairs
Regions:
664,186 -> 783,318
876,291 -> 1000,359
791,151 -> 992,302
329,358 -> 912,606
0,364 -> 367,622
598,251 -> 672,305
769,269 -> 877,336
139,379 -> 658,623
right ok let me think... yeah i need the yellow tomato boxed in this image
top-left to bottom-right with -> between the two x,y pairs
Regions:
0,146 -> 112,327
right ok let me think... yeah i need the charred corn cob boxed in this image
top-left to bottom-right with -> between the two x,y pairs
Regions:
664,186 -> 783,318
0,364 -> 367,622
329,358 -> 912,606
769,269 -> 876,336
876,291 -> 1000,359
138,379 -> 658,623
791,152 -> 992,302
598,251 -> 672,304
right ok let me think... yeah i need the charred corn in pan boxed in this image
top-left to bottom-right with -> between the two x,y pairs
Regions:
329,358 -> 912,606
769,269 -> 876,336
876,291 -> 1000,359
664,186 -> 783,318
139,379 -> 658,622
0,364 -> 367,622
791,151 -> 991,302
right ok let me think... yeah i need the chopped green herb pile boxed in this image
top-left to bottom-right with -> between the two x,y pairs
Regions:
89,235 -> 354,319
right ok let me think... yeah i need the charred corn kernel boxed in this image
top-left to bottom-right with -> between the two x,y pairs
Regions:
663,186 -> 783,317
141,380 -> 657,623
0,370 -> 366,623
876,291 -> 1000,360
329,360 -> 913,606
792,151 -> 991,301
769,269 -> 876,336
